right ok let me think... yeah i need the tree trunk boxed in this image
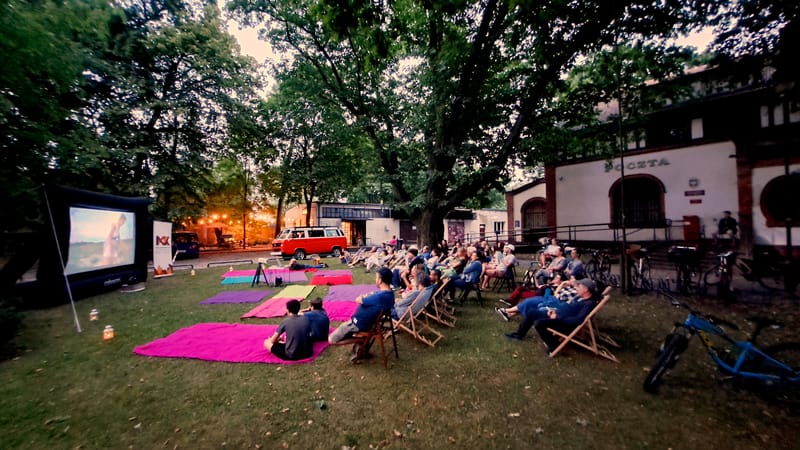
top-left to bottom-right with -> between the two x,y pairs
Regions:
415,208 -> 446,249
274,195 -> 284,236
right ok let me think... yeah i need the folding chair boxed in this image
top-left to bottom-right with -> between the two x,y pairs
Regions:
425,279 -> 456,328
393,285 -> 443,347
544,287 -> 620,362
492,265 -> 517,292
331,310 -> 399,368
457,266 -> 484,307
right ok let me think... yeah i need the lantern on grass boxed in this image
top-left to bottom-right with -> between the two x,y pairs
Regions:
89,309 -> 99,321
190,269 -> 196,276
103,325 -> 115,341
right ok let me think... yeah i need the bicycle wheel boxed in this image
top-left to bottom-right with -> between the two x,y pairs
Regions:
644,334 -> 689,393
585,260 -> 598,280
754,342 -> 800,406
640,259 -> 652,291
758,273 -> 785,292
704,266 -> 721,287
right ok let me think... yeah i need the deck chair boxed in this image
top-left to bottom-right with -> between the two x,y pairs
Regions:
492,265 -> 517,292
425,279 -> 456,328
393,285 -> 443,347
544,286 -> 620,362
331,310 -> 398,368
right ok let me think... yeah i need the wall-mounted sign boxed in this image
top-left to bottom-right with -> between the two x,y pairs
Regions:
684,190 -> 705,196
688,178 -> 700,188
690,199 -> 702,204
604,158 -> 670,173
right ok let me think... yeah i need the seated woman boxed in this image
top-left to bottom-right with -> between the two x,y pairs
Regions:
539,238 -> 561,267
288,258 -> 327,270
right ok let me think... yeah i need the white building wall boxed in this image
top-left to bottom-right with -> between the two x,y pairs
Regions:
554,141 -> 738,241
510,182 -> 546,229
365,218 -> 397,247
752,164 -> 800,246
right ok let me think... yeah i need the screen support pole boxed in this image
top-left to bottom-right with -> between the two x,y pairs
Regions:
43,185 -> 82,333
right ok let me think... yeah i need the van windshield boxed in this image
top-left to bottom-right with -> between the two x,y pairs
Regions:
276,229 -> 292,239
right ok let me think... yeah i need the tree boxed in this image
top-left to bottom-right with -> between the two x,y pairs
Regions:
229,0 -> 725,246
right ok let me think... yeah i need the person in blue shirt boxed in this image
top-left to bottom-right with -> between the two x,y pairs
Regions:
328,268 -> 396,344
301,297 -> 330,342
452,250 -> 484,291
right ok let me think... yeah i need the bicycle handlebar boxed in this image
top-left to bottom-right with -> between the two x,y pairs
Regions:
669,301 -> 738,330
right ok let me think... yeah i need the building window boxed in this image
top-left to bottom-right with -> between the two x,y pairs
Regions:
760,174 -> 800,228
522,199 -> 547,230
609,175 -> 666,228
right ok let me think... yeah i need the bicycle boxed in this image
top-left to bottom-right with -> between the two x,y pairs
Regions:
643,300 -> 800,406
585,248 -> 613,286
667,245 -> 702,296
628,246 -> 652,292
703,250 -> 736,300
736,248 -> 799,294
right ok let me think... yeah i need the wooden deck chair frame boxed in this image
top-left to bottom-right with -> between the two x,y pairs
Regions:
332,310 -> 398,368
425,279 -> 456,327
546,287 -> 621,363
393,285 -> 443,347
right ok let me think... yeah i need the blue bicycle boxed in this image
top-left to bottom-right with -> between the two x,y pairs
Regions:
644,301 -> 800,406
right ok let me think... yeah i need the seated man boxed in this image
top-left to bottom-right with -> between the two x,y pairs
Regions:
393,247 -> 424,290
539,238 -> 561,267
391,274 -> 432,320
535,247 -> 567,286
481,244 -> 518,289
563,248 -> 585,280
534,282 -> 602,354
496,278 -> 597,341
264,299 -> 312,361
713,210 -> 738,245
301,297 -> 330,343
499,273 -> 563,307
452,250 -> 484,292
288,258 -> 327,270
328,268 -> 396,347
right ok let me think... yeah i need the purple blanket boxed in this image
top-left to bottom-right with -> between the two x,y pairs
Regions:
324,284 -> 376,302
313,269 -> 352,277
133,323 -> 329,364
200,290 -> 272,304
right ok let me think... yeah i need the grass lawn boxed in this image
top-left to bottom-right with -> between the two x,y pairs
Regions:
1,261 -> 799,449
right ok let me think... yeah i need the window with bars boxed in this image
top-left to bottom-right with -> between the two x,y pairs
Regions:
610,176 -> 665,228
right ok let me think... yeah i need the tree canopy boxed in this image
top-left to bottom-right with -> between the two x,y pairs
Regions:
229,0 -> 734,245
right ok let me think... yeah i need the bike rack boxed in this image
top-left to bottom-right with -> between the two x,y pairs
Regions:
207,259 -> 254,268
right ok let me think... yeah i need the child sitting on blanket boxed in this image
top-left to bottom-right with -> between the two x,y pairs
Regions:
300,297 -> 330,343
264,300 -> 313,360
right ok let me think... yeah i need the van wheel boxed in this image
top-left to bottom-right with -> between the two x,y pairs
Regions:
294,249 -> 306,260
332,247 -> 342,257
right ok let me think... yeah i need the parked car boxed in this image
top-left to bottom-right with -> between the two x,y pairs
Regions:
172,231 -> 200,259
218,234 -> 236,249
270,226 -> 347,260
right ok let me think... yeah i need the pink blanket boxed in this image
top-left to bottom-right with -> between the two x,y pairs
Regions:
323,301 -> 359,322
310,274 -> 353,285
324,284 -> 376,302
133,323 -> 330,364
241,297 -> 304,318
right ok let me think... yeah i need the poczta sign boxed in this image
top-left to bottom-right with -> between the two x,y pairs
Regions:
604,158 -> 670,172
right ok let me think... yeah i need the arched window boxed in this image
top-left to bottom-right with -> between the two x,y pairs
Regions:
761,173 -> 800,227
609,175 -> 666,227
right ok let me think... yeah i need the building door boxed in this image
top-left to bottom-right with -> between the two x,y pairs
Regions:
522,198 -> 547,244
399,220 -> 417,246
448,221 -> 465,245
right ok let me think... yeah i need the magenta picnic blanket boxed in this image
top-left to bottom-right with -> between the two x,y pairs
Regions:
310,270 -> 353,286
324,302 -> 359,322
200,290 -> 272,304
241,297 -> 301,318
323,284 -> 376,302
133,323 -> 329,364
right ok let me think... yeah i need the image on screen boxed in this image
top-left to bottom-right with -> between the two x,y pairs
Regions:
64,207 -> 136,275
